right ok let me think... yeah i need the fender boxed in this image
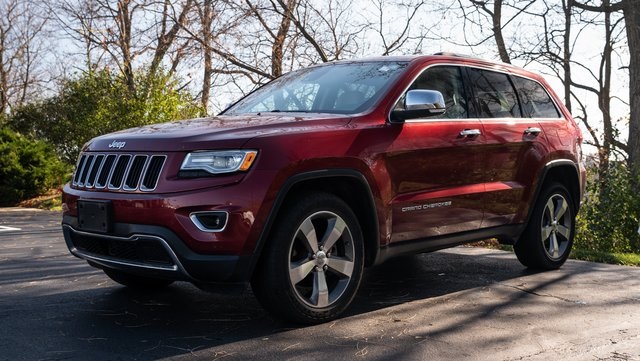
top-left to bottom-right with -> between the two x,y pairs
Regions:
518,158 -> 581,241
245,169 -> 381,278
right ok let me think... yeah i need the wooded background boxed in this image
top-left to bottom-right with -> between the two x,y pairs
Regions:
0,0 -> 638,254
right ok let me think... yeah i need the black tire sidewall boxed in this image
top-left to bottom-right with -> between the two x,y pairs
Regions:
252,193 -> 365,324
517,183 -> 575,269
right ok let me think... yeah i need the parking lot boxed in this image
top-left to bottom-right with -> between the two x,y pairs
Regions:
1,207 -> 639,360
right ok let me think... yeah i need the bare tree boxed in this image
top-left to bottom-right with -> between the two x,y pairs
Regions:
454,0 -> 537,63
50,0 -> 194,94
0,0 -> 48,115
367,0 -> 427,56
571,0 -> 640,190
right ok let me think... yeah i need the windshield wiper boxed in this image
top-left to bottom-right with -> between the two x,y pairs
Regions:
260,109 -> 312,114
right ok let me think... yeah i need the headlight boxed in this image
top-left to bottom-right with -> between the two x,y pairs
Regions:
180,150 -> 258,174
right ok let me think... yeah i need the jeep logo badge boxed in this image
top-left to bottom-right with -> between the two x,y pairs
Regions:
108,140 -> 126,149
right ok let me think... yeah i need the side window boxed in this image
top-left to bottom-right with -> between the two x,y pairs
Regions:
512,76 -> 561,118
468,69 -> 521,118
396,66 -> 468,119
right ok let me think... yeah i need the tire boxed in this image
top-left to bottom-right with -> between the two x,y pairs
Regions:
514,182 -> 576,269
103,268 -> 174,288
251,193 -> 365,324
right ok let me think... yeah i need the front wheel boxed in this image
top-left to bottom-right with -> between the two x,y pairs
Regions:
514,182 -> 576,269
251,193 -> 364,324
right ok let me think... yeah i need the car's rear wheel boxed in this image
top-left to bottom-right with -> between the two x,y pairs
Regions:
103,268 -> 174,288
515,182 -> 575,269
251,193 -> 364,324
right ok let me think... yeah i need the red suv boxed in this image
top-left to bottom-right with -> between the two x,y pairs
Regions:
62,54 -> 585,323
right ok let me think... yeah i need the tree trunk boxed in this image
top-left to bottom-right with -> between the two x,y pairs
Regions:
493,0 -> 511,63
598,0 -> 613,182
272,0 -> 297,77
201,0 -> 213,115
623,0 -> 640,191
562,0 -> 572,112
117,0 -> 135,94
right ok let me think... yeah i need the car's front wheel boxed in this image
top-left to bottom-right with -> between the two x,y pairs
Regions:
251,193 -> 364,324
515,182 -> 576,269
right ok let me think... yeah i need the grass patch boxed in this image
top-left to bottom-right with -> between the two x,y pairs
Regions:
570,248 -> 640,267
17,188 -> 63,211
468,239 -> 640,266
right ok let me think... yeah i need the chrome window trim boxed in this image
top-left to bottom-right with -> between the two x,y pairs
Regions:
387,61 -> 565,124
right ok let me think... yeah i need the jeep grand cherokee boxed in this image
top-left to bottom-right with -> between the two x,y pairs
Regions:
62,54 -> 585,323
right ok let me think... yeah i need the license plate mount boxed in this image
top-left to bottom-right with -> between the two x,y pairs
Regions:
77,200 -> 112,233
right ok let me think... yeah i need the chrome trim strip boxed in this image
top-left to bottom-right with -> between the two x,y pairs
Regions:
189,211 -> 229,233
63,225 -> 190,277
546,158 -> 578,167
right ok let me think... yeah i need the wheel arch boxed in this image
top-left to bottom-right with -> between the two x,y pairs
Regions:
537,160 -> 582,211
518,159 -> 581,244
248,169 -> 380,279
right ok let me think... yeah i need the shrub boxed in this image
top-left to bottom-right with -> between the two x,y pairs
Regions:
7,69 -> 202,164
0,128 -> 69,206
575,164 -> 640,253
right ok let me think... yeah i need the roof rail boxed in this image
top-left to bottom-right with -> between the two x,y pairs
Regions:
432,51 -> 474,58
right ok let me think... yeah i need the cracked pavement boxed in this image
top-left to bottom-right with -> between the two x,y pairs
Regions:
1,208 -> 639,360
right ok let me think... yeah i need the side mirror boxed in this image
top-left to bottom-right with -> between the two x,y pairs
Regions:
391,89 -> 446,122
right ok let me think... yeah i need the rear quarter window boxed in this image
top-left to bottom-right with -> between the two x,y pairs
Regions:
512,76 -> 561,118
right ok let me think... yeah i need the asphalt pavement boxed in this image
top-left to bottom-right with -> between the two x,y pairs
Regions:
1,207 -> 639,361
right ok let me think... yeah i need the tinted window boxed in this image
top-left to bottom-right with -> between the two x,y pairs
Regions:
468,69 -> 521,118
512,76 -> 561,118
226,62 -> 408,115
396,66 -> 468,119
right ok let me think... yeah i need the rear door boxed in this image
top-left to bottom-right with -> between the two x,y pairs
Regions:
467,68 -> 554,227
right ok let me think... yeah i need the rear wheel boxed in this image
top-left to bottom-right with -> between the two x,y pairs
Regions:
515,182 -> 575,269
251,193 -> 364,324
103,268 -> 174,288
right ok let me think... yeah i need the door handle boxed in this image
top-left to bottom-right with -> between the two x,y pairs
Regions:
459,129 -> 481,137
523,127 -> 542,136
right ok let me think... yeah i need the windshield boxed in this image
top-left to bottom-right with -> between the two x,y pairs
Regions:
224,61 -> 409,115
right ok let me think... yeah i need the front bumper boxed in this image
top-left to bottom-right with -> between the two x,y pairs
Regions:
62,216 -> 253,282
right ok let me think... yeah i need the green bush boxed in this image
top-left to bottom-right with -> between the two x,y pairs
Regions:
7,69 -> 202,164
0,128 -> 69,206
575,164 -> 640,253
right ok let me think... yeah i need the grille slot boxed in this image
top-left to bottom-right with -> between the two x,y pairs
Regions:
123,155 -> 147,190
141,156 -> 165,191
85,155 -> 104,187
72,152 -> 166,192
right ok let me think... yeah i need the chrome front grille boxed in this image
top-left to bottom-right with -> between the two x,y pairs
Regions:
72,153 -> 166,192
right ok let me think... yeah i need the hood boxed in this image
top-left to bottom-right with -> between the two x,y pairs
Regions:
85,114 -> 351,152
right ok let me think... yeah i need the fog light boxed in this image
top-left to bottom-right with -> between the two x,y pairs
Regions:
190,211 -> 228,232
